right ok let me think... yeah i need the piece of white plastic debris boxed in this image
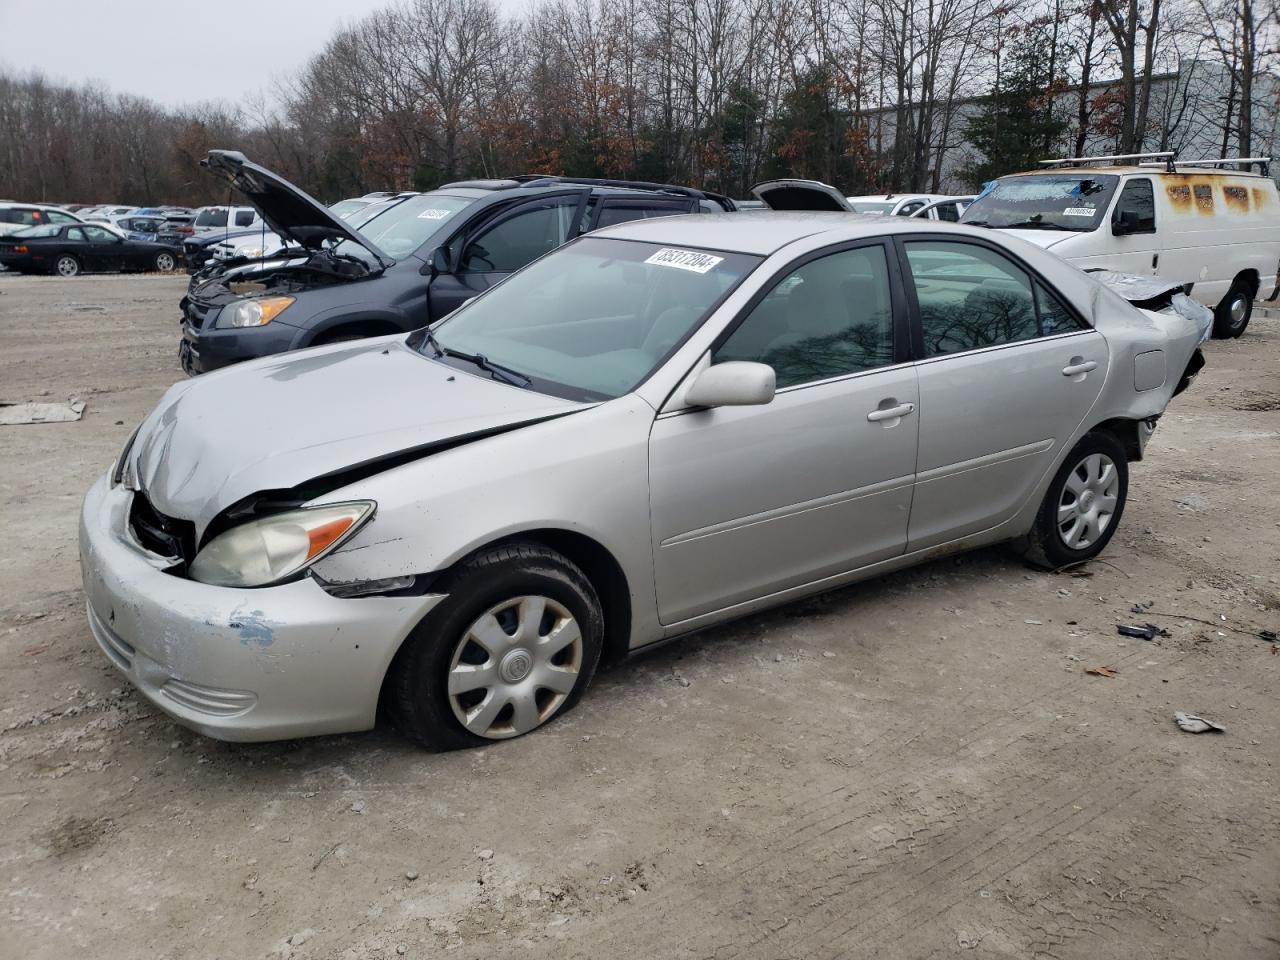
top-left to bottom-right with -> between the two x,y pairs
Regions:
1173,712 -> 1225,734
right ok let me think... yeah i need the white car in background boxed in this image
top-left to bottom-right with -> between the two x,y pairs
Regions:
0,202 -> 83,237
846,193 -> 957,216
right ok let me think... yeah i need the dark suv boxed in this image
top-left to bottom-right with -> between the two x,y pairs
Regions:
180,151 -> 735,374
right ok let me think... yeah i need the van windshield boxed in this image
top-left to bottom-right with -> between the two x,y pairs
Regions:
961,174 -> 1119,231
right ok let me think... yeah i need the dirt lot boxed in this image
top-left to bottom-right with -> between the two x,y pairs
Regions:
1,272 -> 1277,959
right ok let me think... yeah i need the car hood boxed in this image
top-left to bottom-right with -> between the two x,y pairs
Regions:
201,150 -> 394,269
127,337 -> 586,536
751,179 -> 854,211
992,228 -> 1074,249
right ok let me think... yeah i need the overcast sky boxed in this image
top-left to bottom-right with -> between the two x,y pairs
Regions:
0,0 -> 394,108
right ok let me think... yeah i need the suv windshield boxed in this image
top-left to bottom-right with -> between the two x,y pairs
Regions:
338,193 -> 473,261
425,236 -> 761,401
961,174 -> 1119,231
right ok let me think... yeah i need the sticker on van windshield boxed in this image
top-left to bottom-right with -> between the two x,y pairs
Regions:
417,208 -> 454,220
644,248 -> 724,273
1062,207 -> 1095,217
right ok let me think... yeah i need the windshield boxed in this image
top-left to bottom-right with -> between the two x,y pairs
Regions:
961,174 -> 1118,230
336,193 -> 473,261
850,201 -> 894,214
425,236 -> 761,401
194,208 -> 230,227
329,198 -> 370,220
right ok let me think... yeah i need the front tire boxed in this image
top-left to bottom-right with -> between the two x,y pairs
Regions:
1023,432 -> 1128,570
1212,279 -> 1253,339
54,255 -> 81,278
388,542 -> 603,750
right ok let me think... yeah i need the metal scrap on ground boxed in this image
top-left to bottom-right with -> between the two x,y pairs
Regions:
1173,712 -> 1226,734
0,399 -> 85,425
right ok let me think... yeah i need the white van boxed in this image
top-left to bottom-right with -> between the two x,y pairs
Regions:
959,153 -> 1280,338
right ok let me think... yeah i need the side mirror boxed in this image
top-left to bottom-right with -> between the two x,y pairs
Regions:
1112,210 -> 1140,236
684,361 -> 776,408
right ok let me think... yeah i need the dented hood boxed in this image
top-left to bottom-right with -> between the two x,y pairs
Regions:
995,228 -> 1074,249
128,338 -> 585,535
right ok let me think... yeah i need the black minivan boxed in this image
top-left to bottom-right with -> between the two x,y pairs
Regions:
179,151 -> 735,374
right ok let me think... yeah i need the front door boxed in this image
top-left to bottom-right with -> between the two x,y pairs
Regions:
900,238 -> 1109,550
1107,177 -> 1160,275
427,191 -> 589,321
80,225 -> 125,271
648,242 -> 919,624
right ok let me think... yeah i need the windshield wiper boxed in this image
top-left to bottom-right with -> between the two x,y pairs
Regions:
962,219 -> 990,227
431,338 -> 531,388
1000,218 -> 1074,231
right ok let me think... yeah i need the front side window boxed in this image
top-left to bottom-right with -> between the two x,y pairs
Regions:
1113,178 -> 1156,232
83,225 -> 117,243
716,245 -> 895,388
961,174 -> 1119,231
905,241 -> 1082,356
460,197 -> 582,273
428,236 -> 760,401
67,227 -> 86,241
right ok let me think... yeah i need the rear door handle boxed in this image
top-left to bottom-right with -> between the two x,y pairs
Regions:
1062,360 -> 1097,377
867,402 -> 915,422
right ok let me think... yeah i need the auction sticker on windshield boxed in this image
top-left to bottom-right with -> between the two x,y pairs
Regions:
1063,207 -> 1095,217
644,248 -> 724,273
417,209 -> 454,220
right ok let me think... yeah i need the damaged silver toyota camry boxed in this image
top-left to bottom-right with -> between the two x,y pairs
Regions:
81,213 -> 1206,749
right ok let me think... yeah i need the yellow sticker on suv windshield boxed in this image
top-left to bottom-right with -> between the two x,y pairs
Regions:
644,248 -> 724,273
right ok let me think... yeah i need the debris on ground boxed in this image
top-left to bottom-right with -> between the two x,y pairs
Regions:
1259,630 -> 1278,644
1117,623 -> 1171,641
1173,712 -> 1226,734
1085,665 -> 1118,678
0,398 -> 85,425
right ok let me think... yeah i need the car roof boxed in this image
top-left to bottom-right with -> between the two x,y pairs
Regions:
595,210 -> 992,255
1004,166 -> 1271,179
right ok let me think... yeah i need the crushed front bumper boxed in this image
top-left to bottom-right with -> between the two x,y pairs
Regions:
79,475 -> 443,741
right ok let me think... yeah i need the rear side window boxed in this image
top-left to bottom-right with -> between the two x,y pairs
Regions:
68,227 -> 86,241
905,241 -> 1039,356
46,210 -> 77,224
234,209 -> 256,227
2,208 -> 42,226
935,202 -> 961,222
83,225 -> 117,242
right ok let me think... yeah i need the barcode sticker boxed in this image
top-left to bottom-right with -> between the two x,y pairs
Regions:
644,248 -> 724,273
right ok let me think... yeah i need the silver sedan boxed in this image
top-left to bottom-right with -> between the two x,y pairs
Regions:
80,213 -> 1205,748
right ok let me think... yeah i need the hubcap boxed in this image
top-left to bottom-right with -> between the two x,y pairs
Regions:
57,258 -> 76,276
157,254 -> 174,271
1230,295 -> 1248,326
447,595 -> 582,740
1057,452 -> 1119,550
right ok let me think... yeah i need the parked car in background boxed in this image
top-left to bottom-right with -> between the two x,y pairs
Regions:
0,222 -> 180,276
846,193 -> 956,216
179,150 -> 736,374
119,214 -> 191,249
908,196 -> 975,221
189,204 -> 262,238
751,182 -> 960,219
85,211 -> 1205,747
0,202 -> 83,237
83,205 -> 137,223
959,152 -> 1280,338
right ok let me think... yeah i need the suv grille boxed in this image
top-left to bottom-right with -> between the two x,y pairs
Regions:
129,493 -> 196,565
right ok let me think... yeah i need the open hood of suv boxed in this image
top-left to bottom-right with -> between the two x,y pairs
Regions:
201,150 -> 394,269
751,179 -> 853,212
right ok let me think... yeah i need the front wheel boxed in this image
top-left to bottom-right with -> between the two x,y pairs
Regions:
54,255 -> 81,278
387,542 -> 603,750
153,251 -> 176,272
1023,432 -> 1129,570
1212,279 -> 1253,339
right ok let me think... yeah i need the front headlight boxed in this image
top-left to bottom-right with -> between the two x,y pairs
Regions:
189,501 -> 375,587
216,296 -> 294,329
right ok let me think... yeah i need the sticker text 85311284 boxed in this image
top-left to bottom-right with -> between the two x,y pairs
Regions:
644,248 -> 724,274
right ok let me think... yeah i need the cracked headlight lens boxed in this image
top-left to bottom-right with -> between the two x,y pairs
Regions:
189,501 -> 376,587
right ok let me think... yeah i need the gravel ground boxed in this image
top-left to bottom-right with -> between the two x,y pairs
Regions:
1,272 -> 1277,960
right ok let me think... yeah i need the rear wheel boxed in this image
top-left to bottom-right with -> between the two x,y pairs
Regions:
54,255 -> 81,278
1212,278 -> 1253,338
1023,432 -> 1128,570
387,542 -> 603,750
153,251 -> 176,272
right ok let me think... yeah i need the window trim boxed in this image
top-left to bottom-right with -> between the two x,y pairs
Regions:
707,237 -> 912,385
587,196 -> 696,231
454,189 -> 591,274
892,233 -> 1092,362
1111,176 -> 1157,235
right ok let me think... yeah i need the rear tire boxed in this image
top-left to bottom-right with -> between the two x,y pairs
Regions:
153,251 -> 176,272
54,255 -> 81,278
1023,431 -> 1129,570
387,542 -> 603,751
1212,278 -> 1253,339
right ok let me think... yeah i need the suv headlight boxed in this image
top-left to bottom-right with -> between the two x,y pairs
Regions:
216,296 -> 294,328
189,501 -> 375,587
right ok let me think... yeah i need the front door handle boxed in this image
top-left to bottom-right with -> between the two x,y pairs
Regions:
1062,359 -> 1098,378
867,401 -> 915,423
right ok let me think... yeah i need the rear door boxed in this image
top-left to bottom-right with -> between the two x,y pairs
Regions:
427,190 -> 589,321
900,237 -> 1108,550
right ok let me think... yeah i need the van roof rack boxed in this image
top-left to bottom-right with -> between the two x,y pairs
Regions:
1040,151 -> 1177,172
1171,157 -> 1272,176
